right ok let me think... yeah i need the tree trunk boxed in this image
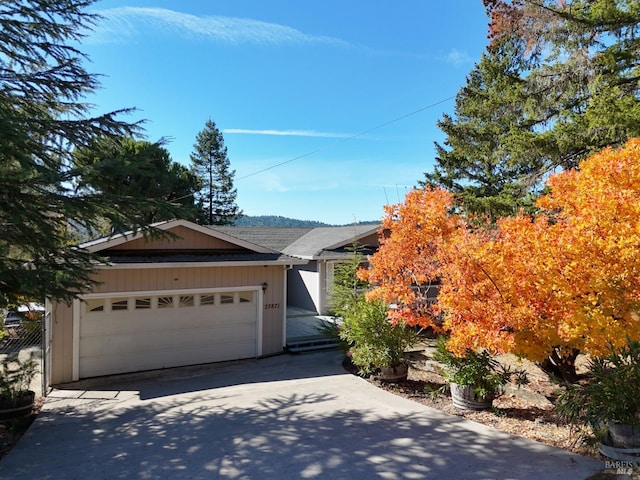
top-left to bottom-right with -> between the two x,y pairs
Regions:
537,347 -> 580,383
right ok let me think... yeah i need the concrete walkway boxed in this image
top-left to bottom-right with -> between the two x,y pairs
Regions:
0,351 -> 603,480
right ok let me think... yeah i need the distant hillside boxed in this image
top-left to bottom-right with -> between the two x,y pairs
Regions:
235,215 -> 331,227
235,215 -> 379,227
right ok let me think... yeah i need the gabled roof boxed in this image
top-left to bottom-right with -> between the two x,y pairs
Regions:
210,226 -> 312,252
282,225 -> 380,260
80,219 -> 278,254
208,224 -> 380,260
81,221 -> 380,266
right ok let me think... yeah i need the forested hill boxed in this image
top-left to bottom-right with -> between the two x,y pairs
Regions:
235,215 -> 379,227
235,215 -> 330,227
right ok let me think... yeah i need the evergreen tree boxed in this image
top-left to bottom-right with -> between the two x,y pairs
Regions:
329,243 -> 370,318
190,119 -> 241,225
425,0 -> 640,217
424,37 -> 545,218
75,137 -> 201,228
0,0 -> 184,305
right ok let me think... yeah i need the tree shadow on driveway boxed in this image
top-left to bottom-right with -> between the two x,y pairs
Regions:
52,350 -> 348,400
0,351 -> 602,479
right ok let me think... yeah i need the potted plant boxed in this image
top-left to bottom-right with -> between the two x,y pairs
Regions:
338,297 -> 417,382
433,337 -> 528,410
0,353 -> 38,420
557,338 -> 640,460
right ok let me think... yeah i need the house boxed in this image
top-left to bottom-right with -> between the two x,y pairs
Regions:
284,225 -> 380,314
216,224 -> 381,315
46,220 -> 380,384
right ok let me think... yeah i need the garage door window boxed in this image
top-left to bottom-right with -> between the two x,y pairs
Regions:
136,298 -> 151,309
158,296 -> 173,308
86,299 -> 105,312
220,294 -> 234,304
179,295 -> 194,307
84,290 -> 256,315
200,294 -> 215,306
111,299 -> 128,311
239,292 -> 253,303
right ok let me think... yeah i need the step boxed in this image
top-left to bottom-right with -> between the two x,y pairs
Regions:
287,342 -> 340,353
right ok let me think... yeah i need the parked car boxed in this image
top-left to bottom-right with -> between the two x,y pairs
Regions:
3,311 -> 22,328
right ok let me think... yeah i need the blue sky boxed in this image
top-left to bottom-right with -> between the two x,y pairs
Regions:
81,1 -> 490,225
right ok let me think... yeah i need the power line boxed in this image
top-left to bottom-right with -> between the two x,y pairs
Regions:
236,95 -> 455,181
168,95 -> 455,204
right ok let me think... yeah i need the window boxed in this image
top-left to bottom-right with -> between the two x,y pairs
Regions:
200,294 -> 215,306
239,291 -> 253,303
220,294 -> 234,304
179,295 -> 194,307
86,299 -> 104,312
157,296 -> 173,308
135,298 -> 151,309
111,298 -> 128,311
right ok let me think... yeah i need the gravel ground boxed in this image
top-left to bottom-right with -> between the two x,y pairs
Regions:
366,341 -> 601,460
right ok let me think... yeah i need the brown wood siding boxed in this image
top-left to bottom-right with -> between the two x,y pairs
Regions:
91,265 -> 280,294
50,301 -> 74,385
106,226 -> 246,251
50,264 -> 286,384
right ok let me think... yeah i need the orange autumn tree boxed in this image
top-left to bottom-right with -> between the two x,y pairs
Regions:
362,187 -> 462,329
363,139 -> 640,382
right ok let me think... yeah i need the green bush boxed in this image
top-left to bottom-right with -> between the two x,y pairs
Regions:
0,353 -> 38,402
338,297 -> 417,375
434,337 -> 528,399
557,338 -> 640,434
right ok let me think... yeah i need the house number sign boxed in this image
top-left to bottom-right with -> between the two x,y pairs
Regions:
264,303 -> 280,310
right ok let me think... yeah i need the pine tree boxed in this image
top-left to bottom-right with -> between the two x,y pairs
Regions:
426,0 -> 640,217
0,0 -> 184,305
329,243 -> 370,318
190,119 -> 241,225
424,37 -> 545,218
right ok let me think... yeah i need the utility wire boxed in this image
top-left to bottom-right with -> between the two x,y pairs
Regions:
236,95 -> 455,181
168,95 -> 455,203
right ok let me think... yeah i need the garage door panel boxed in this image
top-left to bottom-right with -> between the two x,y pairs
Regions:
80,339 -> 257,378
89,322 -> 255,354
80,319 -> 256,347
80,337 -> 257,377
81,305 -> 255,335
79,289 -> 259,378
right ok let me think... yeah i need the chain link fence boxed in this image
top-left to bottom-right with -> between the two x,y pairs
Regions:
1,308 -> 45,397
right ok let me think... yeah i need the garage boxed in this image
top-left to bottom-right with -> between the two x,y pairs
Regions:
76,288 -> 260,378
48,220 -> 304,385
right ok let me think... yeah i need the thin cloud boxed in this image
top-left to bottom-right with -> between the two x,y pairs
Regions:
223,128 -> 352,139
444,48 -> 475,66
90,7 -> 352,48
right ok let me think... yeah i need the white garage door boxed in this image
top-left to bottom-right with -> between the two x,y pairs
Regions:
78,289 -> 259,378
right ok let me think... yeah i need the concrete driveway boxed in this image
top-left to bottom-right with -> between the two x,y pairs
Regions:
0,350 -> 602,480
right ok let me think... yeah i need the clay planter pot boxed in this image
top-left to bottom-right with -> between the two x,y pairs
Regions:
450,383 -> 494,411
0,390 -> 35,420
375,363 -> 409,383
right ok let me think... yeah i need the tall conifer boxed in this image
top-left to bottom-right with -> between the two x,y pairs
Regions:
190,120 -> 241,225
0,0 -> 182,304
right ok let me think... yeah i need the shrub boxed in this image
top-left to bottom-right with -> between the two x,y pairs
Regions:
339,297 -> 416,375
434,337 -> 528,399
0,353 -> 38,404
557,338 -> 640,434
